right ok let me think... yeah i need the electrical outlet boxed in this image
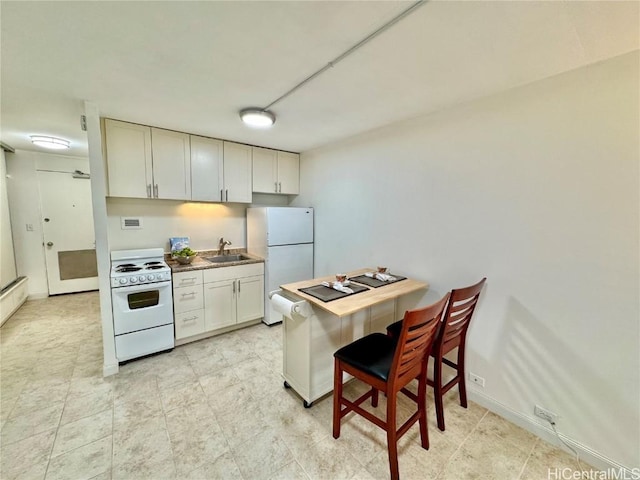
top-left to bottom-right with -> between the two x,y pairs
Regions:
534,405 -> 558,424
468,372 -> 485,387
26,223 -> 34,231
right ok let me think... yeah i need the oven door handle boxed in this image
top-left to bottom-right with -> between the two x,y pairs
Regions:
112,281 -> 171,294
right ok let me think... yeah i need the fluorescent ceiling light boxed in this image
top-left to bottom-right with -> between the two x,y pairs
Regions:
30,135 -> 70,150
240,108 -> 275,128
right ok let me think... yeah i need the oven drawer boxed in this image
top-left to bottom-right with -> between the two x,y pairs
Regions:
173,285 -> 204,313
115,324 -> 174,362
173,270 -> 203,288
175,309 -> 205,339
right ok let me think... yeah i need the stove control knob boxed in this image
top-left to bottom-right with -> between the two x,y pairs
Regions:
130,277 -> 138,283
156,273 -> 164,281
119,278 -> 128,285
147,274 -> 155,281
138,275 -> 146,282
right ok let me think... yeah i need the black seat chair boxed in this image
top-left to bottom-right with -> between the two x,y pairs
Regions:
387,278 -> 486,431
332,294 -> 449,480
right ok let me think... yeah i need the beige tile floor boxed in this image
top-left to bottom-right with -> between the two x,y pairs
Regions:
0,291 -> 587,480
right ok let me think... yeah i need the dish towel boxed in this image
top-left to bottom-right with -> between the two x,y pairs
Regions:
322,281 -> 354,294
365,272 -> 397,282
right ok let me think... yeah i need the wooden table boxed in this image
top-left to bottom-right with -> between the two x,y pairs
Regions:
276,268 -> 428,407
280,268 -> 428,318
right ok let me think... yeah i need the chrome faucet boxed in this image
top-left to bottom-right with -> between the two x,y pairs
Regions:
217,237 -> 232,256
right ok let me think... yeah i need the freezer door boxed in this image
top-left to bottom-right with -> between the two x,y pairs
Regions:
267,207 -> 313,246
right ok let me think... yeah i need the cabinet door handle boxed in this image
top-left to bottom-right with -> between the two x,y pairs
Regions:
225,189 -> 229,202
274,181 -> 278,193
238,280 -> 241,293
278,182 -> 282,193
181,291 -> 197,297
154,184 -> 159,198
183,316 -> 198,322
147,184 -> 152,198
181,277 -> 197,284
232,280 -> 236,294
220,189 -> 223,202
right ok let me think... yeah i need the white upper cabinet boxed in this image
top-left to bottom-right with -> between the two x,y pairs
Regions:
104,119 -> 152,199
190,136 -> 223,202
277,151 -> 300,195
104,120 -> 190,200
150,128 -> 191,200
252,147 -> 278,193
223,141 -> 252,203
252,146 -> 299,195
105,119 -> 291,203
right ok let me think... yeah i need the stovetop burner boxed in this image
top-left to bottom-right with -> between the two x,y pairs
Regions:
145,265 -> 165,270
110,248 -> 171,287
116,266 -> 142,273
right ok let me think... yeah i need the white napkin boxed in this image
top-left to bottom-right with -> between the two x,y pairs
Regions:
322,281 -> 354,294
365,272 -> 397,282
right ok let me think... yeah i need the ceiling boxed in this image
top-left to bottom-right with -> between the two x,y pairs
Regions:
1,1 -> 638,157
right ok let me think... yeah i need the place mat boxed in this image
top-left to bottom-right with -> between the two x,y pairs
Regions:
298,283 -> 369,303
348,274 -> 407,288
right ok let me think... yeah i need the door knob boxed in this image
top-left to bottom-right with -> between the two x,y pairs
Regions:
47,242 -> 54,247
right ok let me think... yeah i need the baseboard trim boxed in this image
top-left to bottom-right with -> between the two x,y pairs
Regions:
27,293 -> 49,300
103,363 -> 119,377
467,389 -> 634,474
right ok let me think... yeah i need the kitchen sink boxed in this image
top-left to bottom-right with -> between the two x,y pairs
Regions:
204,254 -> 251,264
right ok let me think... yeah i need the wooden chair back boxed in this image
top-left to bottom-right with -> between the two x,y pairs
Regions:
435,278 -> 486,356
390,293 -> 450,392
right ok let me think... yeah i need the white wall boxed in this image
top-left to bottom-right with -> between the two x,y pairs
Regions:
5,150 -> 91,297
1,149 -> 18,290
106,194 -> 290,253
294,52 -> 639,470
107,199 -> 247,252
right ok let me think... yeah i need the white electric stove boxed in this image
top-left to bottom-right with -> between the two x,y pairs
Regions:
110,248 -> 174,362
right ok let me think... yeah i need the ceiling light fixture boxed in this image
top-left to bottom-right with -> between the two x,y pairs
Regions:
240,108 -> 276,128
30,135 -> 70,150
238,0 -> 427,129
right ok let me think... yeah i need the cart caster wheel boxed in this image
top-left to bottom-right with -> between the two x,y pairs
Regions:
283,381 -> 291,389
303,400 -> 313,408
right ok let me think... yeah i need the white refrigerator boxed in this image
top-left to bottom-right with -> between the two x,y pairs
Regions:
247,207 -> 314,325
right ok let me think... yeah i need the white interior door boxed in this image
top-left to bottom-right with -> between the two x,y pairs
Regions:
38,170 -> 98,295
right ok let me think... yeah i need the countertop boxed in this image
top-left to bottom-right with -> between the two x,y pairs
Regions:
167,249 -> 264,273
279,267 -> 428,317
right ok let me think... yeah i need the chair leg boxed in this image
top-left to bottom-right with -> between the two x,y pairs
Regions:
433,355 -> 445,431
333,360 -> 343,439
458,345 -> 468,408
418,372 -> 429,450
371,388 -> 379,408
386,392 -> 400,480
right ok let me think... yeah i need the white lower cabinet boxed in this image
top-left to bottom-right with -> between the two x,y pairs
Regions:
203,263 -> 264,331
204,279 -> 236,330
236,275 -> 264,323
173,263 -> 264,343
173,271 -> 205,340
173,285 -> 204,314
175,309 -> 206,339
